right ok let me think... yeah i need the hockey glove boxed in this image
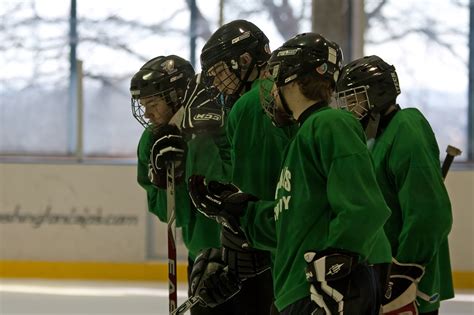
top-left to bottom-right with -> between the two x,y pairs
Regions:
382,258 -> 425,315
188,175 -> 258,234
304,248 -> 379,315
190,248 -> 241,308
148,124 -> 186,189
181,74 -> 225,137
221,227 -> 271,280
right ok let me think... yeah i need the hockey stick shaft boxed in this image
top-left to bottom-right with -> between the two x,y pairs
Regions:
171,296 -> 202,315
166,162 -> 177,314
441,145 -> 462,180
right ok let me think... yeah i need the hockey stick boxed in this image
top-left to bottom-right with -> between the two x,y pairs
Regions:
166,161 -> 178,314
441,145 -> 462,180
173,265 -> 242,314
166,108 -> 185,314
171,296 -> 203,315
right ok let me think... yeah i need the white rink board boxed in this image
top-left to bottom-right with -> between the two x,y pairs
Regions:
0,163 -> 186,262
0,162 -> 472,272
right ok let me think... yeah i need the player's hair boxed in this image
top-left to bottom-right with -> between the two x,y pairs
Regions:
297,73 -> 333,103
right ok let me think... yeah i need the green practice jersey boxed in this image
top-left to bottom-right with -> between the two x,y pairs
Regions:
137,128 -> 229,260
371,108 -> 454,312
243,106 -> 392,311
227,79 -> 297,199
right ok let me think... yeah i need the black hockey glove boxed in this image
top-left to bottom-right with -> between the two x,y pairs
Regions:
188,175 -> 258,234
382,259 -> 425,315
148,124 -> 186,189
181,74 -> 225,137
221,227 -> 271,280
190,248 -> 241,308
304,248 -> 379,315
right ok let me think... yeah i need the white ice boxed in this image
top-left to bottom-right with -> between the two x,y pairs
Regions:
0,279 -> 472,315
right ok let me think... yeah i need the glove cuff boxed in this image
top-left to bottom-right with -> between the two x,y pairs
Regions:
304,249 -> 360,283
382,258 -> 425,313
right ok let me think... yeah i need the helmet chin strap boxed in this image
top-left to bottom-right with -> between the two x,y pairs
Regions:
277,87 -> 294,119
233,58 -> 258,97
363,112 -> 381,150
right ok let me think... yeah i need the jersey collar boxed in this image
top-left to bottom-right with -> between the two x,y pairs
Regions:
297,100 -> 328,126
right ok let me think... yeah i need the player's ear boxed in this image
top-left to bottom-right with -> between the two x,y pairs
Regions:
239,53 -> 252,70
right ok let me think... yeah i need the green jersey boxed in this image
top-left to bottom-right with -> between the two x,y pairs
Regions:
371,108 -> 454,312
243,106 -> 392,311
137,128 -> 229,260
227,79 -> 297,199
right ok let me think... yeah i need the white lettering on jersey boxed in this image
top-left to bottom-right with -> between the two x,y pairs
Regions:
274,167 -> 292,221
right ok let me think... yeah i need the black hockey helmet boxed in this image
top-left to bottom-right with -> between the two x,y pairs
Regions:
261,32 -> 343,127
200,20 -> 271,104
335,55 -> 400,120
130,55 -> 195,128
267,32 -> 343,88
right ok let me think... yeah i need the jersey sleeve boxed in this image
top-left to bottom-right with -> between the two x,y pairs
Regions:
210,129 -> 232,182
226,104 -> 238,175
137,129 -> 190,227
240,200 -> 277,252
389,124 -> 452,265
136,130 -> 163,220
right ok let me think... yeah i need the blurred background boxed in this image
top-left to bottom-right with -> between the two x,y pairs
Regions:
0,0 -> 471,157
0,0 -> 473,314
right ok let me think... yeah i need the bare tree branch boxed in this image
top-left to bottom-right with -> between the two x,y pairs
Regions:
0,0 -> 468,87
184,0 -> 212,39
262,0 -> 299,39
365,0 -> 389,22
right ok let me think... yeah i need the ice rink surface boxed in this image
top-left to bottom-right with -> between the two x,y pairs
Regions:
0,279 -> 472,315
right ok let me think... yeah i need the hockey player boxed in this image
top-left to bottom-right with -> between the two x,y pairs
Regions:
199,20 -> 297,202
191,19 -> 298,314
335,55 -> 454,315
188,32 -> 393,314
130,55 -> 239,314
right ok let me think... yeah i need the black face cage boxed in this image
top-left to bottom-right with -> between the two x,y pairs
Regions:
259,75 -> 276,120
201,64 -> 239,107
335,85 -> 373,120
201,34 -> 263,109
131,87 -> 180,129
259,72 -> 295,127
203,56 -> 255,107
131,98 -> 149,128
